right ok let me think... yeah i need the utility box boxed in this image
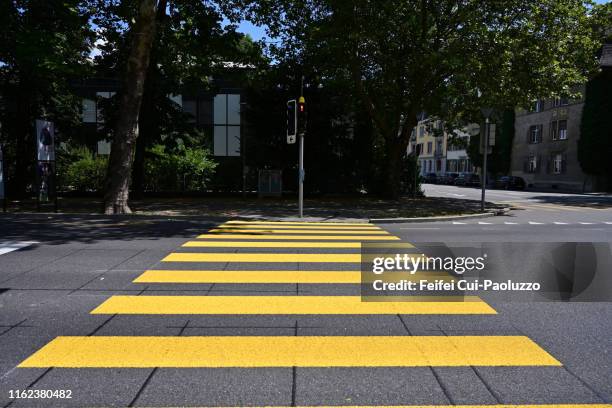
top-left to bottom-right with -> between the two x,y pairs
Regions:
258,169 -> 282,197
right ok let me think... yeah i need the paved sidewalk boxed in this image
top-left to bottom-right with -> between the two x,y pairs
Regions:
3,196 -> 504,220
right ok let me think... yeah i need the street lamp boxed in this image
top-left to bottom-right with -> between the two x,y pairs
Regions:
480,107 -> 494,212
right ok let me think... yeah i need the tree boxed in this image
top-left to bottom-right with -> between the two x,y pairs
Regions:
243,0 -> 601,197
578,67 -> 612,189
0,1 -> 93,197
103,0 -> 157,214
577,2 -> 612,191
95,1 -> 264,202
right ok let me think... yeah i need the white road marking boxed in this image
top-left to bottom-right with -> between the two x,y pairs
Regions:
0,241 -> 38,256
579,222 -> 595,225
399,227 -> 440,230
528,221 -> 544,225
504,222 -> 518,225
605,222 -> 612,225
554,222 -> 569,225
478,222 -> 492,225
452,222 -> 466,225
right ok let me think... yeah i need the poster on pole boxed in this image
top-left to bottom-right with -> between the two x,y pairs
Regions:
35,119 -> 55,161
0,146 -> 4,200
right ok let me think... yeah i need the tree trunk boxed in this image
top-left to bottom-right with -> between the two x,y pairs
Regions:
131,0 -> 167,198
381,118 -> 417,199
104,0 -> 157,214
382,141 -> 403,199
131,80 -> 155,198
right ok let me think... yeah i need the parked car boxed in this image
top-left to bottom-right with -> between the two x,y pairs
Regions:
440,172 -> 459,185
423,172 -> 438,184
495,176 -> 526,190
455,173 -> 480,187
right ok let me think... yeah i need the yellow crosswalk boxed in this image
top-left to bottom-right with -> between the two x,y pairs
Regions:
209,228 -> 390,234
133,270 -> 450,283
162,252 -> 364,262
223,220 -> 373,226
18,335 -> 560,368
218,223 -> 382,230
196,234 -> 400,240
182,240 -> 414,248
18,219 -> 575,405
183,241 -> 364,248
91,295 -> 496,315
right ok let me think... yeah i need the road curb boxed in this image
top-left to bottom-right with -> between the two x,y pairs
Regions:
370,208 -> 510,223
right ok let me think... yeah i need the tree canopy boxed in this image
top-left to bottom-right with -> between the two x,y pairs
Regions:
242,0 -> 602,196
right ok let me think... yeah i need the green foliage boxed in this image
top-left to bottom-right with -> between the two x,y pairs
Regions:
57,147 -> 108,193
400,154 -> 423,197
244,0 -> 601,197
0,1 -> 94,196
144,144 -> 217,192
578,68 -> 612,188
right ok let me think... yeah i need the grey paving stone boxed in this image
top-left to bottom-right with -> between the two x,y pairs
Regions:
295,367 -> 449,406
8,368 -> 152,408
134,368 -> 293,407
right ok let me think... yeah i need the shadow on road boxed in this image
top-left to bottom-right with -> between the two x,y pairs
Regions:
529,195 -> 612,209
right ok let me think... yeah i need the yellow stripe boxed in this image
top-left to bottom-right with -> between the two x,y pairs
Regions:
209,229 -> 390,234
18,335 -> 559,367
196,234 -> 399,240
182,241 -> 414,248
134,270 -> 451,284
162,253 -> 362,262
182,241 -> 363,248
163,253 -> 419,263
225,221 -> 374,226
219,224 -> 382,230
91,295 -> 496,315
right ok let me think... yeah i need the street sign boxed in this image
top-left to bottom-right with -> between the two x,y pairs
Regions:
36,119 -> 56,161
479,123 -> 495,154
287,99 -> 297,144
489,124 -> 496,146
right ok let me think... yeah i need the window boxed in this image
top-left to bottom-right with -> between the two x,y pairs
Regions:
528,125 -> 543,143
553,153 -> 563,174
427,142 -> 432,153
558,120 -> 567,140
531,100 -> 544,112
529,156 -> 537,173
419,126 -> 425,137
82,99 -> 96,123
213,94 -> 241,157
554,97 -> 569,107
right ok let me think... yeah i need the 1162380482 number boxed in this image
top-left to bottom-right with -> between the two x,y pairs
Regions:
9,389 -> 72,399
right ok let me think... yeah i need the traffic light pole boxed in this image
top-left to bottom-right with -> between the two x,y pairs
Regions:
298,131 -> 304,218
481,118 -> 489,212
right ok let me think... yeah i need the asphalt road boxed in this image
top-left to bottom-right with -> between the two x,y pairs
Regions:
0,203 -> 611,407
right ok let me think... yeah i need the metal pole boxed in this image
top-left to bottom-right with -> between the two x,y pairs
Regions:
413,156 -> 418,198
241,102 -> 246,198
298,76 -> 305,218
481,118 -> 489,212
298,132 -> 304,218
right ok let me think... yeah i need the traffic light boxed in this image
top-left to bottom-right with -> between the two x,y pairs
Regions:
297,96 -> 306,134
287,99 -> 297,144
